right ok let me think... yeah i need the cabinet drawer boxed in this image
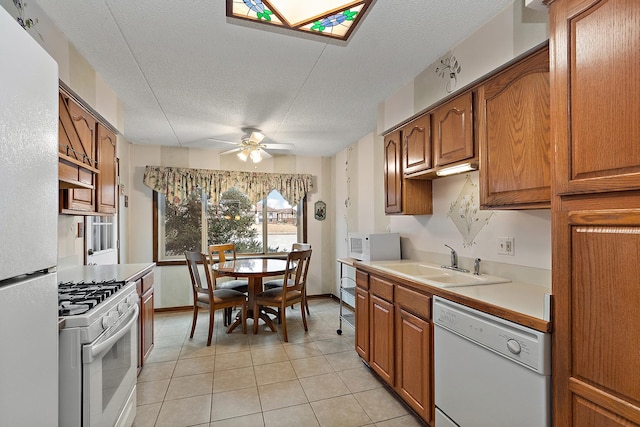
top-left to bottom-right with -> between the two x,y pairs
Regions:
370,276 -> 394,302
142,271 -> 154,294
396,286 -> 431,319
356,270 -> 369,290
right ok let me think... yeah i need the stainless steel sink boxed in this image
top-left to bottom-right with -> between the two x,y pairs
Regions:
371,262 -> 511,288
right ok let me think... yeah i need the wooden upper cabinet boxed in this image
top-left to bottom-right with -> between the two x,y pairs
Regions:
432,91 -> 474,168
96,124 -> 117,214
552,0 -> 640,195
478,46 -> 551,209
401,114 -> 431,176
59,89 -> 119,215
384,130 -> 433,215
59,93 -> 97,212
384,130 -> 403,214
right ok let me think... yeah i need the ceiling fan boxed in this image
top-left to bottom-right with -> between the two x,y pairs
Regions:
212,129 -> 295,163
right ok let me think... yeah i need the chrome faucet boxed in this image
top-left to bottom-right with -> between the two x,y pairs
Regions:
474,258 -> 481,275
444,244 -> 458,268
442,245 -> 469,273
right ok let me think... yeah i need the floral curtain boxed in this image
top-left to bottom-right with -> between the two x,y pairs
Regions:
143,166 -> 314,206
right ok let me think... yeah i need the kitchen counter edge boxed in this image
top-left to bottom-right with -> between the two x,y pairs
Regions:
57,263 -> 156,284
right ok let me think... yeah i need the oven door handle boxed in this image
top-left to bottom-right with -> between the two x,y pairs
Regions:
84,304 -> 139,363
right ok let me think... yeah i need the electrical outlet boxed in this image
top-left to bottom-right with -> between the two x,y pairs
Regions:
498,237 -> 515,255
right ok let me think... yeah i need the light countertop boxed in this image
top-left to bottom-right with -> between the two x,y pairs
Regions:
354,259 -> 551,332
57,263 -> 155,284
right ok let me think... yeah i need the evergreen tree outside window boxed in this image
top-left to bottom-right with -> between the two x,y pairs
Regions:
208,187 -> 261,253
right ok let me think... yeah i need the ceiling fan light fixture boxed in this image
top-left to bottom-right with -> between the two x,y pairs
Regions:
250,148 -> 263,163
250,131 -> 265,144
237,148 -> 250,161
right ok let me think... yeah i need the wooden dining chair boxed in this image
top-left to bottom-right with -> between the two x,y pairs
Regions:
185,251 -> 247,346
208,243 -> 249,326
253,249 -> 312,342
263,243 -> 312,315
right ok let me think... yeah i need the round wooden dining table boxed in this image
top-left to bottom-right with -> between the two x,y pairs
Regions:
212,258 -> 288,333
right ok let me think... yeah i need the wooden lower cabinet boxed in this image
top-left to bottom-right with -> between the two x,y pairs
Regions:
355,286 -> 369,360
138,271 -> 155,372
356,269 -> 435,425
395,286 -> 433,424
369,293 -> 394,385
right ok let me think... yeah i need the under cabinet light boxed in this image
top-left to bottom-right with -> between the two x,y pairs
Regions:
435,162 -> 478,177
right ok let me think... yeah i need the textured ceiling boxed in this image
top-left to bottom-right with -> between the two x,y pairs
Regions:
35,0 -> 513,157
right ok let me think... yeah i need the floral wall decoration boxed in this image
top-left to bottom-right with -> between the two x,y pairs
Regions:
13,0 -> 36,29
435,54 -> 462,93
343,145 -> 353,243
447,174 -> 493,247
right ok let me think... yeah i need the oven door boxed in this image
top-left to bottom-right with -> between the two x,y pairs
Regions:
82,304 -> 139,427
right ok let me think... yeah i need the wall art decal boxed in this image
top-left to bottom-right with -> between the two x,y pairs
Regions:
447,174 -> 493,247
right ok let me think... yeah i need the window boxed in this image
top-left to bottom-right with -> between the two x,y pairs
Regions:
154,187 -> 305,263
86,216 -> 118,265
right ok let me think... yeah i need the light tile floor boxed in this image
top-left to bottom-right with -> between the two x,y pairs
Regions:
133,298 -> 426,427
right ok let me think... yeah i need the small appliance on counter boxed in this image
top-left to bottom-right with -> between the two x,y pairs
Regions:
348,232 -> 401,262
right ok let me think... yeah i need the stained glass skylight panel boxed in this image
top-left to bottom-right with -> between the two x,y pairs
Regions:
226,0 -> 375,42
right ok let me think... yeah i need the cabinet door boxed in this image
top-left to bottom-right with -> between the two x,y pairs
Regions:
396,307 -> 432,422
59,94 -> 96,211
402,114 -> 431,175
355,286 -> 369,360
478,46 -> 550,209
433,91 -> 474,167
384,129 -> 433,216
369,294 -> 394,386
141,287 -> 154,363
553,208 -> 640,426
551,0 -> 640,195
384,130 -> 403,214
140,272 -> 154,367
96,124 -> 117,214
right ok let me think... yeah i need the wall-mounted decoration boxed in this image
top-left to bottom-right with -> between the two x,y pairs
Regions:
447,174 -> 493,247
13,0 -> 38,30
314,200 -> 327,221
435,54 -> 462,93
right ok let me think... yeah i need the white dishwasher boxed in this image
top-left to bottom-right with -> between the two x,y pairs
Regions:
433,296 -> 551,427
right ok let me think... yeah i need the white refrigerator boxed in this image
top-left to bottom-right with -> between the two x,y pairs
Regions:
0,7 -> 59,427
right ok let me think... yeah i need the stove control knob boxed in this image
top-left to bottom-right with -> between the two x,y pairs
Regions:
102,312 -> 117,329
118,302 -> 129,315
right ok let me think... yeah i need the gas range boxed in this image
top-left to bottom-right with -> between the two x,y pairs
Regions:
58,279 -> 138,343
59,279 -> 128,316
58,277 -> 139,427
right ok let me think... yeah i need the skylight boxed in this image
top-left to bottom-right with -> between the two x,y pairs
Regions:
226,0 -> 375,42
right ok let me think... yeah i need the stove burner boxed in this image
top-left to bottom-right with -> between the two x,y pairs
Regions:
58,279 -> 127,316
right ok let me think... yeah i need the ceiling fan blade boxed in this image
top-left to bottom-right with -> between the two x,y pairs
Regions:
263,143 -> 295,151
260,149 -> 272,159
204,138 -> 239,146
219,147 -> 241,155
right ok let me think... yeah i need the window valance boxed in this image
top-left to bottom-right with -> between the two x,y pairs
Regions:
143,166 -> 314,206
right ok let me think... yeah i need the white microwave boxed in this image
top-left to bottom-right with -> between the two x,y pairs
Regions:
348,232 -> 401,262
